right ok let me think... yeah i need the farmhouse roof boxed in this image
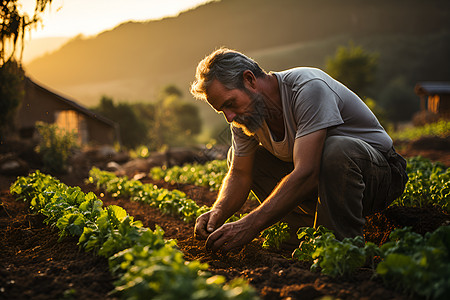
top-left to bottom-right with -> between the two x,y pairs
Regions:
415,82 -> 450,96
25,77 -> 117,128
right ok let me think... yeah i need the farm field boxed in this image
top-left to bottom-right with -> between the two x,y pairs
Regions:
0,148 -> 449,299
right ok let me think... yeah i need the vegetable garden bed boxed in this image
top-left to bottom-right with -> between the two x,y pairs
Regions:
1,154 -> 449,299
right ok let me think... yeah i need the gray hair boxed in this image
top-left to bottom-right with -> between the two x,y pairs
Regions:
190,47 -> 266,101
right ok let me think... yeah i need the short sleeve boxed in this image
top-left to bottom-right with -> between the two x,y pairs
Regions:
293,79 -> 344,139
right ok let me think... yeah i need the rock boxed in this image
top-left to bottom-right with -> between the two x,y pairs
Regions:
122,158 -> 152,178
105,161 -> 125,176
0,153 -> 29,176
132,173 -> 147,180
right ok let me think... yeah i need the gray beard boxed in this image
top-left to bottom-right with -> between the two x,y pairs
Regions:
232,92 -> 267,136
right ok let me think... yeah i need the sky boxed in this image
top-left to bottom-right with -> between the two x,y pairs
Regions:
20,0 -> 214,40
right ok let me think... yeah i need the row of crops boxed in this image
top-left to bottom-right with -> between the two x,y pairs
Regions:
389,120 -> 450,141
291,225 -> 450,299
10,171 -> 258,300
150,157 -> 450,212
10,156 -> 450,299
150,160 -> 228,191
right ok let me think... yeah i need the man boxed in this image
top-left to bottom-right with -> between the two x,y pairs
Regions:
190,48 -> 407,252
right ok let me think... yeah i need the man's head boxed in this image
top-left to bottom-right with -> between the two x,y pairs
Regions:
190,48 -> 268,135
190,47 -> 266,102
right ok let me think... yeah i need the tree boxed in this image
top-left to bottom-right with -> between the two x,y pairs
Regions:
1,0 -> 54,64
379,77 -> 419,126
91,96 -> 149,149
150,90 -> 202,149
92,87 -> 203,151
175,102 -> 202,136
0,59 -> 24,137
161,84 -> 183,98
326,42 -> 378,97
1,0 -> 55,138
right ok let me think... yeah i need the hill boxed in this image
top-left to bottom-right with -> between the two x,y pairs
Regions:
24,0 -> 450,136
22,37 -> 71,63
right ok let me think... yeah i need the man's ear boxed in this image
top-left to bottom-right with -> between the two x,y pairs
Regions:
243,70 -> 257,90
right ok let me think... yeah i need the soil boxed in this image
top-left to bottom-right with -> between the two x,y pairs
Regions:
1,148 -> 449,300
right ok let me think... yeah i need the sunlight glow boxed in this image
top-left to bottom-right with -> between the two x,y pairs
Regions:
19,0 -> 214,40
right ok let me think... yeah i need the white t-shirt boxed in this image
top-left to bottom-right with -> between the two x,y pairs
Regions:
231,67 -> 393,162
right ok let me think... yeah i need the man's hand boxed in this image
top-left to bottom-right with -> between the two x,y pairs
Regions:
205,216 -> 260,252
194,209 -> 224,240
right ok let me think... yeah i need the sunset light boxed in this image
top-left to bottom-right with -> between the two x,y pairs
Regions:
19,0 -> 214,39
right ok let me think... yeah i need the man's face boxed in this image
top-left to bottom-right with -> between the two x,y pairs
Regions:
206,80 -> 267,136
232,91 -> 267,136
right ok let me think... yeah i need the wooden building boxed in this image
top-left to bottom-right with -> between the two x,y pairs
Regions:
414,82 -> 450,119
15,77 -> 119,146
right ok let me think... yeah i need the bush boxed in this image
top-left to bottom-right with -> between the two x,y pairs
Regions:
390,120 -> 450,142
35,122 -> 79,174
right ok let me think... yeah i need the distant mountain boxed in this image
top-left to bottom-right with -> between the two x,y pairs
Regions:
22,37 -> 71,63
24,0 -> 450,133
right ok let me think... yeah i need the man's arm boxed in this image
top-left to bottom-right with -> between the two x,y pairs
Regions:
205,129 -> 327,251
194,152 -> 255,239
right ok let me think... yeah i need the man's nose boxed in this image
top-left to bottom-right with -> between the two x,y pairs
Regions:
223,110 -> 236,123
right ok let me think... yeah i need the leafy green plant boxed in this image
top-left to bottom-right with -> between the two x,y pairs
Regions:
311,234 -> 378,278
150,160 -> 259,205
129,145 -> 151,158
41,187 -> 89,224
35,121 -> 79,174
10,170 -> 63,210
150,160 -> 228,191
110,242 -> 257,300
376,226 -> 450,300
78,205 -> 145,257
291,224 -> 450,299
292,226 -> 379,278
88,167 -> 210,222
392,156 -> 449,212
56,212 -> 87,240
260,222 -> 290,250
292,226 -> 332,261
389,120 -> 450,141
